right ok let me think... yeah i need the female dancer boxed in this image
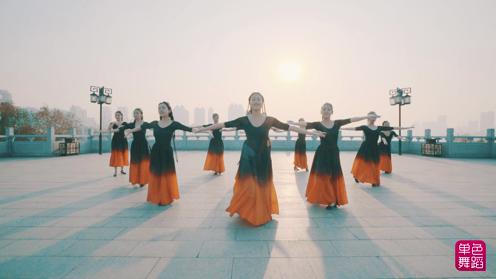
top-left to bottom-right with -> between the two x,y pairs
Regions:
289,103 -> 368,208
293,118 -> 308,172
131,101 -> 194,205
202,113 -> 225,175
378,121 -> 399,174
344,112 -> 412,186
196,92 -> 325,226
122,108 -> 150,187
108,111 -> 128,177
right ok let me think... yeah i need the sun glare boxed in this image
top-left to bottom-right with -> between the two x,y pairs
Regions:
277,61 -> 302,82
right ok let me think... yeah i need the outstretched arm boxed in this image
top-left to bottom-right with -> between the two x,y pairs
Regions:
194,122 -> 225,133
125,124 -> 141,133
349,116 -> 369,123
126,127 -> 140,133
125,122 -> 153,136
197,117 -> 244,133
193,124 -> 219,134
107,122 -> 115,132
271,127 -> 285,133
288,120 -> 317,131
108,122 -> 123,133
390,125 -> 414,130
287,120 -> 307,127
174,122 -> 193,132
270,118 -> 323,137
288,126 -> 326,137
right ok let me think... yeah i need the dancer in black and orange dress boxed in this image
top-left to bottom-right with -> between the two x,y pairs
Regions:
108,111 -> 128,177
136,102 -> 194,205
293,118 -> 308,172
345,112 -> 412,186
196,92 -> 325,226
290,103 -> 368,209
122,108 -> 150,187
202,113 -> 225,175
378,121 -> 399,174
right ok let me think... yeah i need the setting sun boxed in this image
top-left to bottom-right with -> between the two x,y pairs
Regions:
277,61 -> 302,82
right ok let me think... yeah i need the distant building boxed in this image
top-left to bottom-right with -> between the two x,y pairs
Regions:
207,107 -> 214,122
86,117 -> 98,129
480,111 -> 495,131
467,121 -> 479,134
193,107 -> 206,125
438,115 -> 447,128
173,105 -> 189,125
228,104 -> 245,120
102,106 -> 113,126
0,90 -> 13,104
70,105 -> 97,129
70,106 -> 88,125
422,115 -> 448,136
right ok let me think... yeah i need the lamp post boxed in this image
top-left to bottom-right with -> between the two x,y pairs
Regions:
389,87 -> 411,155
90,86 -> 112,155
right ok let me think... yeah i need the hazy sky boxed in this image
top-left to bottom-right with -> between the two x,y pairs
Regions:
1,0 -> 495,130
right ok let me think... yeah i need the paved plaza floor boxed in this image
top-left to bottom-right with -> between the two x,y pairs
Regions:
0,151 -> 495,278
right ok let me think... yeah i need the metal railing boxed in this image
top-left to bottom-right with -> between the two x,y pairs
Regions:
1,127 -> 495,158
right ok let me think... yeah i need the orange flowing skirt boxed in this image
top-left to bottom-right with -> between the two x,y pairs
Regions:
379,154 -> 392,173
306,173 -> 348,206
147,172 -> 179,205
294,152 -> 308,169
226,176 -> 279,226
129,159 -> 150,185
109,149 -> 129,167
351,157 -> 380,185
203,152 -> 225,173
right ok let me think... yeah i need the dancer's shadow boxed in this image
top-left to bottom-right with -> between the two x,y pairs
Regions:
0,184 -> 138,239
354,183 -> 496,277
387,172 -> 495,214
293,171 -> 414,278
0,200 -> 168,278
142,174 -> 277,278
0,176 -> 108,206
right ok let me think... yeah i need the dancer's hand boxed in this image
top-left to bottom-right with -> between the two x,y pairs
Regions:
393,125 -> 414,130
314,131 -> 326,137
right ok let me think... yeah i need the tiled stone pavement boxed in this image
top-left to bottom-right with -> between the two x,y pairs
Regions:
0,151 -> 494,278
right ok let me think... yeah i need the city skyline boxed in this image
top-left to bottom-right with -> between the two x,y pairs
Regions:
2,90 -> 494,136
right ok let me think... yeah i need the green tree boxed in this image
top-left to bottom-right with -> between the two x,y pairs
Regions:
0,102 -> 16,134
35,106 -> 82,134
0,103 -> 82,135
